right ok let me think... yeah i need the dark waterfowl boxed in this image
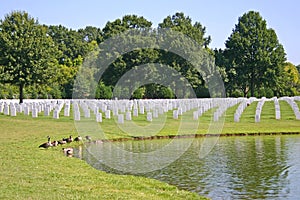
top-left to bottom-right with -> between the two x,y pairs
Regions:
39,136 -> 52,148
58,140 -> 67,145
66,135 -> 73,143
62,147 -> 73,157
74,136 -> 82,142
62,135 -> 73,143
85,135 -> 92,142
51,140 -> 58,147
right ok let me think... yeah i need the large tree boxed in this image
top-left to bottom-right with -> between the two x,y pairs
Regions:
102,14 -> 152,40
158,12 -> 212,97
281,62 -> 300,95
0,11 -> 57,103
78,26 -> 103,44
99,15 -> 156,98
224,11 -> 286,97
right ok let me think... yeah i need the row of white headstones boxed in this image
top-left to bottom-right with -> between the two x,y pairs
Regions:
0,97 -> 299,123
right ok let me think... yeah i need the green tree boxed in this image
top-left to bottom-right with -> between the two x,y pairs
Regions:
214,48 -> 239,97
47,25 -> 91,64
296,64 -> 300,73
95,81 -> 112,99
280,62 -> 300,95
78,26 -> 103,44
102,15 -> 152,39
72,65 -> 97,99
47,25 -> 100,98
224,11 -> 286,97
158,12 -> 211,47
100,15 -> 156,98
158,12 -> 212,97
0,11 -> 57,103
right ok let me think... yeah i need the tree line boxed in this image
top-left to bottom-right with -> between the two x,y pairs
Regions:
0,11 -> 299,103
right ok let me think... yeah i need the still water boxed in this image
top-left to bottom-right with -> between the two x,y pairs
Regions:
75,135 -> 300,199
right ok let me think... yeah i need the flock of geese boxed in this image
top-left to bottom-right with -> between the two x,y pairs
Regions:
38,135 -> 92,157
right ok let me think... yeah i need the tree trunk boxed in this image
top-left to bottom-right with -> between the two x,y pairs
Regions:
250,85 -> 255,97
250,75 -> 255,97
243,89 -> 247,97
19,84 -> 24,104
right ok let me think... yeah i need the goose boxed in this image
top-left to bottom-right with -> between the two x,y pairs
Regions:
62,147 -> 73,157
85,135 -> 92,142
51,140 -> 58,147
66,135 -> 73,143
39,136 -> 52,148
58,140 -> 67,145
74,135 -> 82,142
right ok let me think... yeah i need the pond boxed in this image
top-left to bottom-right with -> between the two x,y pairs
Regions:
74,135 -> 300,199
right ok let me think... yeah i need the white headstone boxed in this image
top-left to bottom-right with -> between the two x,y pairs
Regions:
0,103 -> 3,113
120,106 -> 126,113
173,110 -> 178,119
255,114 -> 260,123
96,113 -> 102,122
133,108 -> 138,117
53,109 -> 59,119
74,109 -> 80,121
10,105 -> 16,116
18,104 -> 23,113
126,111 -> 132,121
32,108 -> 38,118
84,109 -> 90,118
234,113 -> 240,122
118,114 -> 124,124
178,108 -> 183,115
255,98 -> 265,123
44,106 -> 50,116
193,111 -> 198,120
105,110 -> 111,119
64,104 -> 70,117
274,98 -> 280,120
147,112 -> 152,122
139,106 -> 144,114
24,106 -> 30,116
3,104 -> 9,115
275,110 -> 280,120
153,109 -> 159,118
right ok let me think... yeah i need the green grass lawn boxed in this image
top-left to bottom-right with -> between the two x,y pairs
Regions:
0,99 -> 299,199
0,115 -> 205,200
89,99 -> 300,138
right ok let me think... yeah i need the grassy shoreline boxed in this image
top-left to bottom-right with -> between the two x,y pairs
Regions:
0,115 -> 206,200
0,99 -> 299,199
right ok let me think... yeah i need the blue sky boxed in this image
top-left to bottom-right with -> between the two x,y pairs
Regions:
1,0 -> 299,65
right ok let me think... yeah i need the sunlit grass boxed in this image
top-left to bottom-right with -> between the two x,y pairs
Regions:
0,114 -> 205,200
1,98 -> 299,199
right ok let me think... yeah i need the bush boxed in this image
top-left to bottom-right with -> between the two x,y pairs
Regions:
132,87 -> 145,99
195,86 -> 210,98
96,82 -> 113,99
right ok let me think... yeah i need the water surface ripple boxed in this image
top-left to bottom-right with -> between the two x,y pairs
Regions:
75,135 -> 300,199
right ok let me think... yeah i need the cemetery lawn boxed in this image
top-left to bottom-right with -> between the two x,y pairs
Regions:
0,99 -> 299,199
97,100 -> 300,138
0,115 -> 206,200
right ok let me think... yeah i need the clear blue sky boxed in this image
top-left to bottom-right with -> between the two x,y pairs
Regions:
1,0 -> 299,65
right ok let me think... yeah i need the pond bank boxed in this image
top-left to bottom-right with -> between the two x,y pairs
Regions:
90,131 -> 300,143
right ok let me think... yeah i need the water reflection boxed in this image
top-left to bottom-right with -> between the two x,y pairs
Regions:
75,135 -> 300,199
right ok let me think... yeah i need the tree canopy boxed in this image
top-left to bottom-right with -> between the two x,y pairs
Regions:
221,11 -> 287,97
0,11 -> 57,103
0,10 -> 298,101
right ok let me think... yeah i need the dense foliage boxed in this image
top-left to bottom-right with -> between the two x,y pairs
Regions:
215,11 -> 289,97
0,11 -> 299,101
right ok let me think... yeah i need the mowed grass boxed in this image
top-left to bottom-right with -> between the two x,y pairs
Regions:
0,115 -> 206,199
221,100 -> 300,134
95,100 -> 300,137
1,99 -> 300,199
